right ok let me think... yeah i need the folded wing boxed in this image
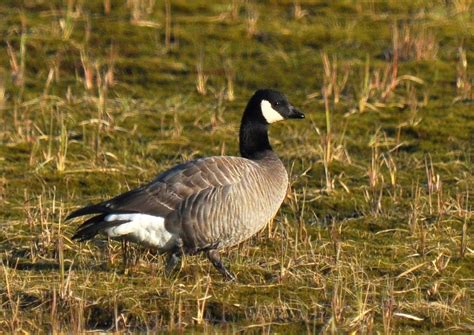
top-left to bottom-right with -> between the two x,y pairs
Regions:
68,156 -> 257,242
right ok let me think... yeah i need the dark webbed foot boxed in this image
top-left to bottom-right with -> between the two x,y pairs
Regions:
206,249 -> 236,281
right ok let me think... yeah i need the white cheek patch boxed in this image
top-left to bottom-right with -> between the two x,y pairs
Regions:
261,99 -> 284,123
103,213 -> 175,249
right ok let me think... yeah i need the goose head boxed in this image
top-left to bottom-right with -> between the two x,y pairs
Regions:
243,89 -> 305,125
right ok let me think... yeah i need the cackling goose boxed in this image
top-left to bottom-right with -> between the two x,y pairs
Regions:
67,89 -> 304,280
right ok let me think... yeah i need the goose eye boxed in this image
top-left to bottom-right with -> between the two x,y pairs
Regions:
274,101 -> 282,107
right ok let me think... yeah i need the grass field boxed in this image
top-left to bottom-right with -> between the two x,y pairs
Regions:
0,0 -> 473,333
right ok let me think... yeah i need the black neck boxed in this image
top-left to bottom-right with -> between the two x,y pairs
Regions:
239,114 -> 272,159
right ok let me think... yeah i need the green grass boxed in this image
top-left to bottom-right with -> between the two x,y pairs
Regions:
0,0 -> 473,333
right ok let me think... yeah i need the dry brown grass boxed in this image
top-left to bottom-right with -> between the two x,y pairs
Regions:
0,0 -> 472,333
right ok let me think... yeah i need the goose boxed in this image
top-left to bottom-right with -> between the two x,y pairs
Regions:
67,89 -> 304,280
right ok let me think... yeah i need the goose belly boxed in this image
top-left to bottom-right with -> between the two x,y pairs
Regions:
220,202 -> 283,247
103,213 -> 177,250
206,179 -> 288,248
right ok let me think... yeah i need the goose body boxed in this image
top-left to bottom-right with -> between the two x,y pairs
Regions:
68,89 -> 304,279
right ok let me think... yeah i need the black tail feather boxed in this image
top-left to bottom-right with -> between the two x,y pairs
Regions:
66,204 -> 139,221
66,204 -> 107,221
71,214 -> 130,241
72,214 -> 107,241
68,202 -> 139,241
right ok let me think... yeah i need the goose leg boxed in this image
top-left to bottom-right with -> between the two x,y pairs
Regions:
206,249 -> 236,281
165,251 -> 182,275
122,240 -> 129,266
165,238 -> 185,276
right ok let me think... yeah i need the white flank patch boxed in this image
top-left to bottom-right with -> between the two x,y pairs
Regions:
103,213 -> 175,249
261,99 -> 284,123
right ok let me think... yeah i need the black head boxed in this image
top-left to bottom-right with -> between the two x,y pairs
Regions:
240,89 -> 304,158
243,89 -> 305,125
